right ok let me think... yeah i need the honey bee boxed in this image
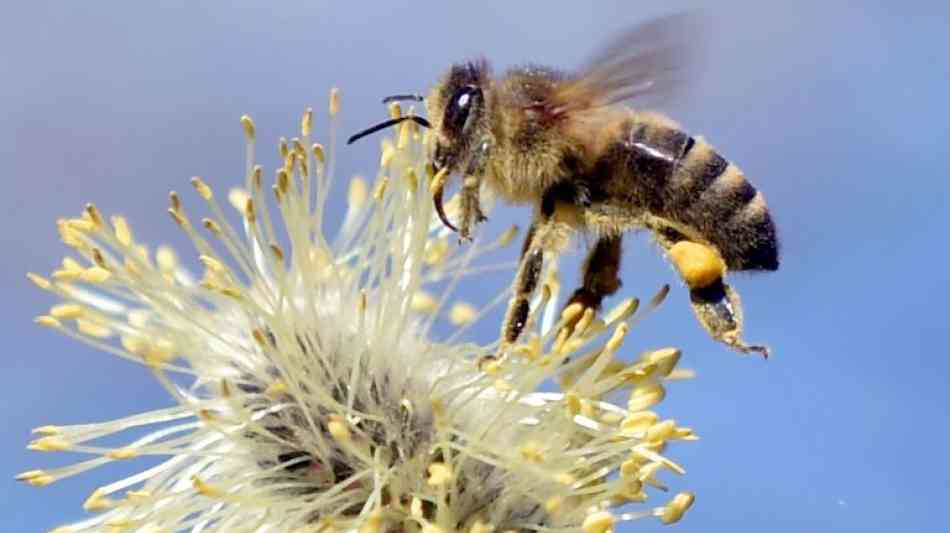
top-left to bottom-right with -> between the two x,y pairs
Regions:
348,14 -> 778,356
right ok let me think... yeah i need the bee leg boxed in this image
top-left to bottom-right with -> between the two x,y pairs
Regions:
662,237 -> 770,357
458,174 -> 486,242
500,222 -> 543,346
561,235 -> 623,335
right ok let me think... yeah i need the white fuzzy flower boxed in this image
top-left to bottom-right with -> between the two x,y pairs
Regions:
22,93 -> 695,532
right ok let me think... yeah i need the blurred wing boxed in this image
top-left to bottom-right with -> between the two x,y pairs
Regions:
550,13 -> 702,117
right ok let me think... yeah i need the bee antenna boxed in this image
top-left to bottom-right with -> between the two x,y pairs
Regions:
382,94 -> 425,104
346,115 -> 431,145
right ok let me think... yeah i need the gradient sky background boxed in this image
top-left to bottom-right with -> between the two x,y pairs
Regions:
3,1 -> 948,531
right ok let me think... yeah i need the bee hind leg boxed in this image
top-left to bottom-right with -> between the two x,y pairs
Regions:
662,236 -> 770,358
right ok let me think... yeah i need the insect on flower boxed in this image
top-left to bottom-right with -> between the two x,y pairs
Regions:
23,91 -> 696,532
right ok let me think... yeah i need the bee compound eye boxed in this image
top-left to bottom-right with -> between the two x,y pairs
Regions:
445,86 -> 481,135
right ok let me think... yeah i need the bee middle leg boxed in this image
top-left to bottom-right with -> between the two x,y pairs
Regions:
564,234 -> 624,315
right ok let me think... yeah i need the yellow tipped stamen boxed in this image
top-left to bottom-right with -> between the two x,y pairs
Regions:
106,448 -> 139,460
244,198 -> 256,223
34,315 -> 62,328
404,167 -> 419,192
660,492 -> 695,524
388,102 -> 402,120
372,176 -> 389,201
26,272 -> 51,290
327,415 -> 351,443
111,216 -> 133,246
301,107 -> 313,137
380,145 -> 396,169
265,380 -> 288,397
313,143 -> 325,164
190,176 -> 213,201
497,224 -> 519,247
606,323 -> 630,353
83,488 -> 115,512
582,511 -> 615,533
84,203 -> 104,227
628,383 -> 666,411
329,88 -> 340,116
28,436 -> 72,452
240,114 -> 256,140
31,425 -> 62,435
17,470 -> 55,486
269,243 -> 285,265
81,266 -> 111,283
50,303 -> 83,320
77,319 -> 112,338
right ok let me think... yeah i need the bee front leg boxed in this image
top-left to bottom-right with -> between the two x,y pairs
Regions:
458,174 -> 486,241
661,237 -> 770,357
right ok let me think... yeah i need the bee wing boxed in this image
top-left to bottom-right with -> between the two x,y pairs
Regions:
551,13 -> 702,115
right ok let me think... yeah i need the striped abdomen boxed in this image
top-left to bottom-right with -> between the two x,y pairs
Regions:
604,113 -> 779,271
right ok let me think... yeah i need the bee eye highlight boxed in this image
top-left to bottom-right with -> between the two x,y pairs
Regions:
444,86 -> 481,136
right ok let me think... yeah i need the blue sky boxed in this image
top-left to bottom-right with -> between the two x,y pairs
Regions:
2,1 -> 948,531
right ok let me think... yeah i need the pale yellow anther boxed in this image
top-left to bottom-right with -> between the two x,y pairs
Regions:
388,101 -> 402,120
660,492 -> 695,524
574,307 -> 595,336
427,462 -> 454,486
277,169 -> 291,195
301,107 -> 313,137
192,475 -> 224,498
642,348 -> 681,377
200,218 -> 221,236
199,255 -> 226,275
17,469 -> 55,486
404,167 -> 419,191
604,298 -> 639,325
348,177 -> 368,209
84,203 -> 104,227
240,114 -> 256,140
565,391 -> 582,417
265,380 -> 287,397
168,191 -> 182,212
372,176 -> 389,200
411,291 -> 438,313
312,143 -> 325,164
77,319 -> 112,338
50,303 -> 83,320
497,225 -> 519,247
429,167 -> 449,193
560,302 -> 585,325
645,419 -> 677,443
628,383 -> 666,411
493,379 -> 513,393
29,436 -> 71,452
621,411 -> 658,435
424,238 -> 449,266
606,323 -> 630,353
81,266 -> 112,283
34,315 -> 62,328
111,216 -> 133,247
32,425 -> 61,435
558,337 -> 585,356
106,448 -> 139,460
279,138 -> 290,159
329,88 -> 340,116
380,145 -> 396,169
582,511 -> 615,533
449,301 -> 478,325
26,272 -> 51,290
168,208 -> 187,227
83,487 -> 114,512
328,415 -> 351,443
228,188 -> 251,213
155,246 -> 177,274
244,198 -> 256,223
190,176 -> 213,201
519,441 -> 545,464
669,241 -> 725,289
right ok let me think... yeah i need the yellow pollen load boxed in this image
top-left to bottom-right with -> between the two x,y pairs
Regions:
668,241 -> 726,289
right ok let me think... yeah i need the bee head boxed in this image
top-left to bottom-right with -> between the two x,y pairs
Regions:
427,60 -> 491,175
